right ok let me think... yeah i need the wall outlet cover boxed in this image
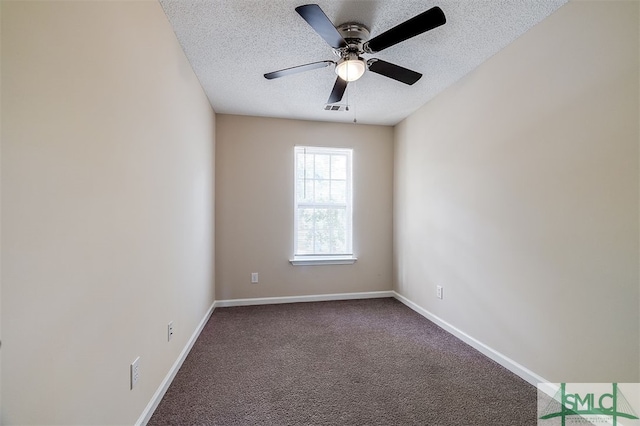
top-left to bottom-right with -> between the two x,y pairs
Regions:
131,357 -> 140,389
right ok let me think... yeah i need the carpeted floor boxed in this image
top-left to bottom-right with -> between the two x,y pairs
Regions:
148,298 -> 539,425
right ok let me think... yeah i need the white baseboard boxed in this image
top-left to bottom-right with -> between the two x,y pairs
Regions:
392,291 -> 551,389
136,301 -> 216,426
214,290 -> 394,308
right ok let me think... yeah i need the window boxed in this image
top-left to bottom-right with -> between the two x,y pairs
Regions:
291,146 -> 356,265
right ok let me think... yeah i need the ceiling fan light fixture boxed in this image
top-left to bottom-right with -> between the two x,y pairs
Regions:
335,56 -> 366,82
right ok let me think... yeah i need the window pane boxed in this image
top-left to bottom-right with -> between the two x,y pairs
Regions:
330,180 -> 346,203
331,155 -> 347,180
314,228 -> 330,254
315,154 -> 330,179
298,208 -> 314,230
315,180 -> 330,203
297,179 -> 313,203
330,227 -> 346,253
332,208 -> 346,230
305,154 -> 314,179
306,180 -> 314,202
313,208 -> 328,232
296,153 -> 305,179
297,230 -> 314,254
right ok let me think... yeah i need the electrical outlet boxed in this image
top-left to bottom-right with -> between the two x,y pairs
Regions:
168,321 -> 174,342
437,285 -> 443,299
251,272 -> 259,284
130,357 -> 140,389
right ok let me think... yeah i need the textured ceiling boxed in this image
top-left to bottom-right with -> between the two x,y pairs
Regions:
160,0 -> 568,126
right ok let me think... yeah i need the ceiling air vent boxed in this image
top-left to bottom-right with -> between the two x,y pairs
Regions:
324,104 -> 348,112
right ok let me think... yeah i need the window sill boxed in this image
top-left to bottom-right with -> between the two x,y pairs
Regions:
289,256 -> 358,266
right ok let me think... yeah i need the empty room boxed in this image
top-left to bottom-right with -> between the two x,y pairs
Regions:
1,0 -> 638,425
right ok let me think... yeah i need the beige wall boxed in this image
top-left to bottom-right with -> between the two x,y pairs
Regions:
216,115 -> 392,300
1,1 -> 215,424
394,0 -> 639,382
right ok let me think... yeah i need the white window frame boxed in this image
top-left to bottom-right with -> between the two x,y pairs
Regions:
290,146 -> 357,266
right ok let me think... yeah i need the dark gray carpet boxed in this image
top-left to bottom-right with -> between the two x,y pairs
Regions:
148,298 -> 538,425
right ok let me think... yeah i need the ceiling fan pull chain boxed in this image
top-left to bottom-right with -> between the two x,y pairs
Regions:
352,82 -> 357,124
346,81 -> 349,110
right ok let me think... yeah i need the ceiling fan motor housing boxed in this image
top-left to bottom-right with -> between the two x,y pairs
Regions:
335,23 -> 370,56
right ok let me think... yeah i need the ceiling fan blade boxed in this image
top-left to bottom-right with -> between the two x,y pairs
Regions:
295,4 -> 347,49
363,6 -> 446,53
327,77 -> 348,104
264,60 -> 334,80
368,59 -> 422,85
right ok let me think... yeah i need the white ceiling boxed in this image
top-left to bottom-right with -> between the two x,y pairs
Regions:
159,0 -> 568,126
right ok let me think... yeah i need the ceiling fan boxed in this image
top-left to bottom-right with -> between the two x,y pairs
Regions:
264,4 -> 446,104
